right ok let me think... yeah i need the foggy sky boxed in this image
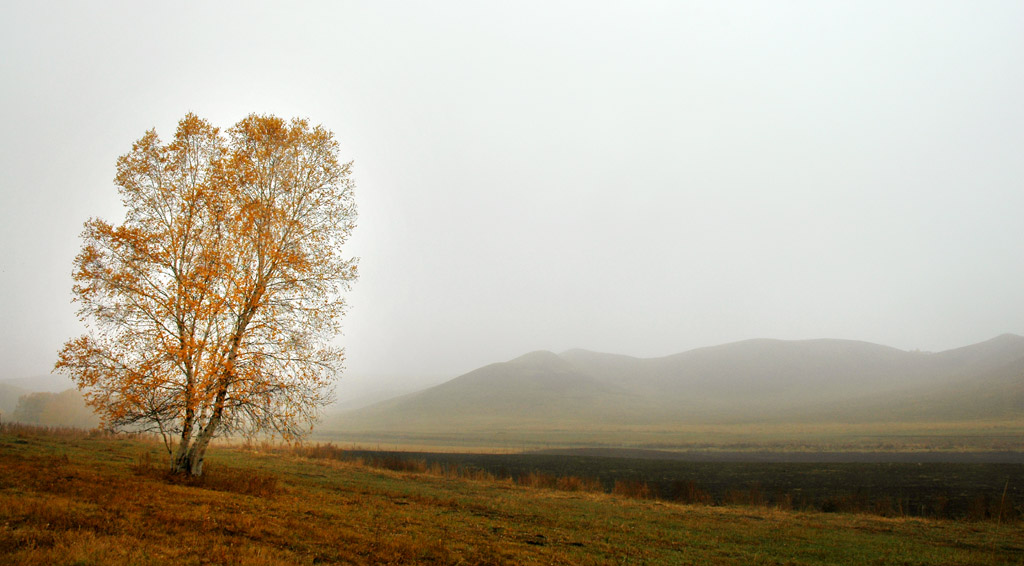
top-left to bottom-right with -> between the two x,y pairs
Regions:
2,1 -> 1023,400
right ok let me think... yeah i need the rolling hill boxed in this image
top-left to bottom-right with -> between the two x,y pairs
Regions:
327,335 -> 1024,435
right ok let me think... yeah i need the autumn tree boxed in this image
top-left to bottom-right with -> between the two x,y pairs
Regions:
56,114 -> 357,475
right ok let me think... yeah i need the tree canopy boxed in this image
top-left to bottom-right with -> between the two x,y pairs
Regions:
56,114 -> 357,475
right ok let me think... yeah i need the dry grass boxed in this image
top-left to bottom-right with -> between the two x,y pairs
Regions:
611,478 -> 654,499
316,418 -> 1024,454
2,424 -> 1022,565
292,442 -> 608,495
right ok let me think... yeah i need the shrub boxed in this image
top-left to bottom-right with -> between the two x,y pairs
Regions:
723,483 -> 766,507
669,480 -> 713,505
518,471 -> 557,490
555,475 -> 603,493
612,479 -> 653,499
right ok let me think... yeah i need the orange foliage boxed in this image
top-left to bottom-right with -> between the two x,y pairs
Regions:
56,114 -> 357,475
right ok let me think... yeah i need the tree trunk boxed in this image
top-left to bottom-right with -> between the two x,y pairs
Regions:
173,309 -> 246,476
182,417 -> 219,476
172,446 -> 192,474
171,415 -> 220,476
171,424 -> 194,474
173,367 -> 197,474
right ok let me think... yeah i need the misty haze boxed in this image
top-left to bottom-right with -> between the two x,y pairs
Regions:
2,2 -> 1022,564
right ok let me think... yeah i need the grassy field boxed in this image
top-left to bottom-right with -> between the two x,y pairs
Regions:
314,419 -> 1024,454
329,449 -> 1023,521
2,425 -> 1022,565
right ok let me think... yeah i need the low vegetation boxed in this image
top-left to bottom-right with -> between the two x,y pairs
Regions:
2,424 -> 1022,565
316,447 -> 1021,522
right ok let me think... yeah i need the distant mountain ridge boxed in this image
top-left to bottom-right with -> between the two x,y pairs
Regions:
327,335 -> 1024,434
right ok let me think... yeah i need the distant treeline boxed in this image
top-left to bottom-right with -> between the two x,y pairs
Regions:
3,389 -> 99,429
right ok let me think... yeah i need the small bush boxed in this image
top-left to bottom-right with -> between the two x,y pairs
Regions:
819,493 -> 871,515
555,475 -> 603,493
518,471 -> 558,490
428,461 -> 450,477
724,483 -> 766,507
669,480 -> 713,505
612,479 -> 653,500
458,467 -> 497,482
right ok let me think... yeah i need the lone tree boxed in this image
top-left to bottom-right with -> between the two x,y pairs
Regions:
56,114 -> 357,475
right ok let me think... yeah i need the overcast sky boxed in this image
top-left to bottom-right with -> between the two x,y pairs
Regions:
2,1 -> 1023,398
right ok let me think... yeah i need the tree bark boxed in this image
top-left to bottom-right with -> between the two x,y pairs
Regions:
176,366 -> 232,476
182,417 -> 219,475
171,414 -> 195,473
172,441 -> 192,474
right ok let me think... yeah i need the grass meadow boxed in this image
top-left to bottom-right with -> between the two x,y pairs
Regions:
318,448 -> 1023,521
1,424 -> 1022,565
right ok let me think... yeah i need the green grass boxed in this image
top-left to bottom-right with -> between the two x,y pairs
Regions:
1,424 -> 1022,565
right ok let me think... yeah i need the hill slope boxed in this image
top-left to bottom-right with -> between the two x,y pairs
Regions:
347,350 -> 649,430
329,335 -> 1024,435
